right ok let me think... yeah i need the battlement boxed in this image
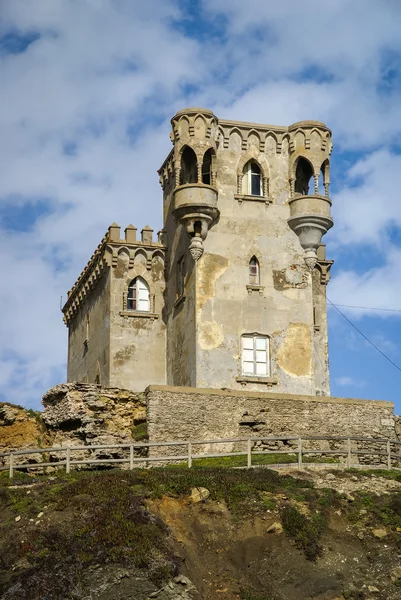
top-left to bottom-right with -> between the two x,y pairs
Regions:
62,223 -> 166,326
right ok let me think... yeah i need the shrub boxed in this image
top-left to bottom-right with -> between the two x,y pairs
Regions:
280,504 -> 326,561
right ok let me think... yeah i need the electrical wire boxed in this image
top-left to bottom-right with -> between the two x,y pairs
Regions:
334,304 -> 401,314
314,284 -> 401,374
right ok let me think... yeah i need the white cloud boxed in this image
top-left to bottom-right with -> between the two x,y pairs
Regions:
335,376 -> 366,388
328,247 -> 401,318
1,0 -> 401,409
0,0 -> 202,407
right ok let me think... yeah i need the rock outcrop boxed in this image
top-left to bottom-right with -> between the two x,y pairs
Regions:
0,403 -> 51,453
42,383 -> 146,447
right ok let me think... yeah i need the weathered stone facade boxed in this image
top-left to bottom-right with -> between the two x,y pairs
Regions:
63,108 -> 335,396
146,385 -> 396,461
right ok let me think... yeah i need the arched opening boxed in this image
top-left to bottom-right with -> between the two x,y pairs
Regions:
180,146 -> 197,185
127,277 -> 150,312
295,157 -> 314,195
243,160 -> 262,196
202,149 -> 213,185
249,256 -> 260,285
321,159 -> 330,197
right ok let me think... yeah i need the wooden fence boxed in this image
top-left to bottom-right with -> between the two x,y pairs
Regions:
1,434 -> 401,478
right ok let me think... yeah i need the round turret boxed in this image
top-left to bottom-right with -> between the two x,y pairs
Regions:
170,108 -> 220,261
287,121 -> 333,269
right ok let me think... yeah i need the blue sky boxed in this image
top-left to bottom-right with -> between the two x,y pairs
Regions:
1,0 -> 401,412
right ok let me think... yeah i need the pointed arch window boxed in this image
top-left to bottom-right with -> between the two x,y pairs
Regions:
127,277 -> 150,312
295,157 -> 313,195
202,149 -> 213,185
243,161 -> 262,196
180,146 -> 197,185
249,256 -> 260,285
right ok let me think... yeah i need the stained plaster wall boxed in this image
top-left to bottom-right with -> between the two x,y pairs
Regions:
67,272 -> 111,386
196,136 -> 316,394
109,247 -> 166,391
146,385 -> 396,457
162,112 -> 331,396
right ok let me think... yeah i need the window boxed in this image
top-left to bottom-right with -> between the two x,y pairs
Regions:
243,161 -> 262,196
202,149 -> 213,185
177,256 -> 185,297
127,277 -> 150,312
249,256 -> 260,285
180,146 -> 197,185
241,335 -> 270,376
295,157 -> 313,195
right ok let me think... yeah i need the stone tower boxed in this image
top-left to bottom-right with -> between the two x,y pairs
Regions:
63,107 -> 334,396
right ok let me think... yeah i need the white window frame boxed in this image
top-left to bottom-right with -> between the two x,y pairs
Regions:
243,161 -> 263,196
241,334 -> 270,377
127,277 -> 150,312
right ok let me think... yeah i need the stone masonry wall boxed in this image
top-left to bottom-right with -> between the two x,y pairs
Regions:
146,385 -> 396,462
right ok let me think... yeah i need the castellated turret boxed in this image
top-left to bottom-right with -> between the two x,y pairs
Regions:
63,108 -> 334,396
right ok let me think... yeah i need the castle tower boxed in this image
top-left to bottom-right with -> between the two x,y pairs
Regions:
159,109 -> 333,395
62,224 -> 166,390
63,107 -> 334,396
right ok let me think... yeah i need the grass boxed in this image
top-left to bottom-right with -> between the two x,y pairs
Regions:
180,452 -> 339,469
347,489 -> 401,532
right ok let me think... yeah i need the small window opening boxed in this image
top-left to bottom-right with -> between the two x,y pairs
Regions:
321,159 -> 330,196
318,170 -> 324,195
243,161 -> 262,196
177,256 -> 185,298
249,256 -> 260,285
193,221 -> 202,236
127,277 -> 150,312
202,149 -> 212,185
295,157 -> 313,195
84,314 -> 89,348
241,334 -> 270,377
180,146 -> 197,185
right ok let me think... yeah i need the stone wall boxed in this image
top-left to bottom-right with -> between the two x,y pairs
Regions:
1,384 -> 399,471
146,385 -> 396,461
67,273 -> 111,386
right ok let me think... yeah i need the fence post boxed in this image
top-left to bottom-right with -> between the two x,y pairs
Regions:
188,442 -> 192,469
130,444 -> 134,470
347,438 -> 351,468
387,440 -> 391,470
9,453 -> 14,479
66,447 -> 71,474
247,438 -> 252,469
298,437 -> 302,468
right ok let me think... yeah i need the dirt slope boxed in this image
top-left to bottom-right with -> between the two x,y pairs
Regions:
1,467 -> 401,600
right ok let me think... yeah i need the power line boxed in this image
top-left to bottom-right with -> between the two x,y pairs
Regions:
334,303 -> 401,314
314,284 -> 401,374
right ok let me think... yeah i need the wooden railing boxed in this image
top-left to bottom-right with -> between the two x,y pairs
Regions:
1,435 -> 401,478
